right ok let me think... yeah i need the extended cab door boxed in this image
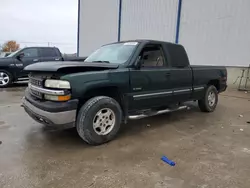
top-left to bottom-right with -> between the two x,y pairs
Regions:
129,43 -> 173,110
39,47 -> 63,62
163,43 -> 193,102
14,47 -> 41,78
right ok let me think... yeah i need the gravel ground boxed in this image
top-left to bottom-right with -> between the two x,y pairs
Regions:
0,84 -> 250,188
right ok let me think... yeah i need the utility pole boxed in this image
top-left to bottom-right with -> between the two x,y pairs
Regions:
48,42 -> 50,47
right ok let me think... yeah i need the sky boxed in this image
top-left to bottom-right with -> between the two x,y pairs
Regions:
0,0 -> 78,53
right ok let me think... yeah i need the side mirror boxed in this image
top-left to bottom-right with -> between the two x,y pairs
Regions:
135,56 -> 144,69
135,54 -> 148,69
143,55 -> 149,60
16,53 -> 24,60
137,60 -> 145,69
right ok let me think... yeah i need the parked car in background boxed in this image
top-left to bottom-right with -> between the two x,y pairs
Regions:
0,47 -> 87,87
22,40 -> 227,145
0,52 -> 12,58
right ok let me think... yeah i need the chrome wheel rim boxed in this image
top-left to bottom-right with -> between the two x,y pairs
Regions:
93,108 -> 116,135
0,72 -> 10,86
208,91 -> 216,106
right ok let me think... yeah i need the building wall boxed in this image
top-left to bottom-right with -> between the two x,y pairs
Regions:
179,0 -> 250,67
178,0 -> 250,89
78,0 -> 250,89
78,0 -> 119,56
227,67 -> 250,89
120,0 -> 178,42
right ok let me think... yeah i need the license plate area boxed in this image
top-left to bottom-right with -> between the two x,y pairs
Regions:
30,88 -> 43,99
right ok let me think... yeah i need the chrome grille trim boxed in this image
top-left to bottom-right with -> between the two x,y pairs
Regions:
29,77 -> 43,87
28,83 -> 65,96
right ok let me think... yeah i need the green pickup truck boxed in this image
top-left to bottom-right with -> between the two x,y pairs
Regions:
22,40 -> 227,145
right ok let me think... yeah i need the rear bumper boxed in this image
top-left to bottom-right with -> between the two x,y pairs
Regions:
219,83 -> 227,93
22,89 -> 78,127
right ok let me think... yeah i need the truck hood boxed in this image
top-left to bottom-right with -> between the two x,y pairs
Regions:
0,57 -> 13,65
24,61 -> 119,73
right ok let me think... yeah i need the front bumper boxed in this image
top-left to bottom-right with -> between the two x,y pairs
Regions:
22,89 -> 78,127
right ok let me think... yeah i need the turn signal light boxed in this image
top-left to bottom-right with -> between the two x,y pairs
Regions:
58,95 -> 71,101
44,94 -> 71,101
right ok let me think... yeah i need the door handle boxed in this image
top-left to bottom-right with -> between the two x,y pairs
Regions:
33,59 -> 39,62
165,73 -> 171,77
55,58 -> 60,61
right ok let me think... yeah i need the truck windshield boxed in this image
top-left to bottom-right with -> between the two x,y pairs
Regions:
84,42 -> 138,64
7,49 -> 22,57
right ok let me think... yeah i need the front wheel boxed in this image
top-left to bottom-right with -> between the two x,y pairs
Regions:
0,70 -> 13,88
198,85 -> 218,112
76,96 -> 122,145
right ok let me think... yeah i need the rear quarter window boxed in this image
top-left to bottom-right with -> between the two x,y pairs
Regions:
166,43 -> 189,68
41,48 -> 58,57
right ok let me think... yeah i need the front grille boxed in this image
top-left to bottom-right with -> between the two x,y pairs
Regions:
28,73 -> 66,100
29,76 -> 44,99
29,77 -> 43,87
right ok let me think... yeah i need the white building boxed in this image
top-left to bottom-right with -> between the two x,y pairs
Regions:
77,0 -> 250,88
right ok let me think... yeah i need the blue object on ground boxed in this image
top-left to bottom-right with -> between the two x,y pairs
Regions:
161,156 -> 176,166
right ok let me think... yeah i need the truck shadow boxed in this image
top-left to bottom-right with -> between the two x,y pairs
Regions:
118,103 -> 211,139
0,83 -> 27,92
36,103 -> 207,147
40,126 -> 88,147
11,82 -> 28,87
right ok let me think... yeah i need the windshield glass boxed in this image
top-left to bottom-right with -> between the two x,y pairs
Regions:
84,42 -> 138,64
7,49 -> 22,57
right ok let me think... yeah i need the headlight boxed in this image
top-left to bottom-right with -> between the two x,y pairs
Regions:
45,79 -> 70,89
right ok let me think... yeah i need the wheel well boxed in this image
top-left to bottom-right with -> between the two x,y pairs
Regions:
79,86 -> 124,110
208,79 -> 220,91
0,68 -> 14,79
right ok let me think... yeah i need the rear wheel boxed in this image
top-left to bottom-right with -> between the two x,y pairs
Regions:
198,85 -> 218,112
76,96 -> 122,145
0,70 -> 13,88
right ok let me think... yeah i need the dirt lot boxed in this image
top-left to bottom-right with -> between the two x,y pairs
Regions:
0,84 -> 250,188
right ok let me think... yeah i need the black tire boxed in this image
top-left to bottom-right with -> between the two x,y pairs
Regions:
198,85 -> 218,112
0,69 -> 13,88
76,96 -> 122,145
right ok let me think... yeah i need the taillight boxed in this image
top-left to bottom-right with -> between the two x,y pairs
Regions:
221,76 -> 227,82
220,70 -> 227,82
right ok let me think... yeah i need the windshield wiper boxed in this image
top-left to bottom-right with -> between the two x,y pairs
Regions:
92,60 -> 110,63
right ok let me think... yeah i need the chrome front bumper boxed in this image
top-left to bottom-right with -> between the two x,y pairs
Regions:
22,94 -> 78,127
28,83 -> 66,96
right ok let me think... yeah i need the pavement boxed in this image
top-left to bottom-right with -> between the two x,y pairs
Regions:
0,84 -> 250,188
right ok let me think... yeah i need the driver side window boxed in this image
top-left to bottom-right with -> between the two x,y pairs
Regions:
22,48 -> 38,58
139,44 -> 165,68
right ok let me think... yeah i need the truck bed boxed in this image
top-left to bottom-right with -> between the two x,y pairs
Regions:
191,65 -> 227,93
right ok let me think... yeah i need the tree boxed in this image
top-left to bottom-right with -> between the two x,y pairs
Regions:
2,40 -> 20,52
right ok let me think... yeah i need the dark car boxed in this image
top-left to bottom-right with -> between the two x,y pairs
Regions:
22,40 -> 227,145
0,52 -> 12,57
0,47 -> 86,87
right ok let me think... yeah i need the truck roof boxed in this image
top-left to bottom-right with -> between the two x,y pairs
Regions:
111,39 -> 183,47
100,39 -> 189,68
111,39 -> 189,67
22,46 -> 59,49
